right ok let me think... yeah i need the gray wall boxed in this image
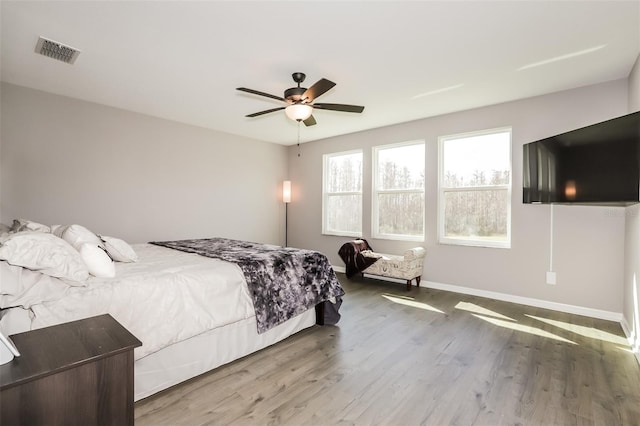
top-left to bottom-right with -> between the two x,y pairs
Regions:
624,54 -> 640,355
1,77 -> 635,322
0,83 -> 288,245
288,79 -> 629,315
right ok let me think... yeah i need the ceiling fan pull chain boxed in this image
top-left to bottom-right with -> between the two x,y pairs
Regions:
297,122 -> 301,157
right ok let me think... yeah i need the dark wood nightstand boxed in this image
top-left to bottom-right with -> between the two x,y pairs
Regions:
0,314 -> 141,425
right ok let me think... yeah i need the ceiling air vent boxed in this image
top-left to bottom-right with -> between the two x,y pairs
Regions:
35,36 -> 81,64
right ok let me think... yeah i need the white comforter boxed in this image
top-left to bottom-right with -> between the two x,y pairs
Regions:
2,244 -> 255,360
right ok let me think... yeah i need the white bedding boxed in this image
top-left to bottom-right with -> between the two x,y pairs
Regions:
2,244 -> 256,360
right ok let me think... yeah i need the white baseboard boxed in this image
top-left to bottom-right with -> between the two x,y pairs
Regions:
424,280 -> 623,323
620,317 -> 633,343
363,274 -> 407,285
620,317 -> 640,365
334,265 -> 637,364
332,267 -> 408,286
332,265 -> 346,274
334,267 -> 622,322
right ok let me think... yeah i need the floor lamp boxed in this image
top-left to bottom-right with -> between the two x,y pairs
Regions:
283,180 -> 291,247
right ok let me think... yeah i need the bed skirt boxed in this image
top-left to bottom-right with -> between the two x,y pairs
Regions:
134,308 -> 317,401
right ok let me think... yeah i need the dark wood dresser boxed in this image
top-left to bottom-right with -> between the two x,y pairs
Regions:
0,314 -> 141,425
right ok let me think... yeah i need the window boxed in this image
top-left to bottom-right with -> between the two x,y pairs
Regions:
323,150 -> 363,236
372,141 -> 425,241
439,128 -> 512,248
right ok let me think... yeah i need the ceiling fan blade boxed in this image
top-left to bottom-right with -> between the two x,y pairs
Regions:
302,78 -> 336,102
237,87 -> 285,102
303,115 -> 317,127
246,107 -> 285,118
313,103 -> 365,113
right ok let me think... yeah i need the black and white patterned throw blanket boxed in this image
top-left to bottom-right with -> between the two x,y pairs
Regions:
150,238 -> 345,333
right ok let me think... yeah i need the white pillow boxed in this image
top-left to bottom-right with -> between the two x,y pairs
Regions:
52,225 -> 117,277
1,261 -> 70,309
99,235 -> 138,262
10,219 -> 51,233
78,243 -> 115,278
53,224 -> 103,250
0,232 -> 89,283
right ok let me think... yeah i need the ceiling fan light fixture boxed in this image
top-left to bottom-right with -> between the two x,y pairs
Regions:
238,73 -> 363,127
285,104 -> 313,122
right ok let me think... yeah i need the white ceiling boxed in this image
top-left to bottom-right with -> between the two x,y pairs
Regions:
1,1 -> 639,146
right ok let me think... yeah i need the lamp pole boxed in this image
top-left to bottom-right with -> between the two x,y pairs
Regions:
283,180 -> 291,247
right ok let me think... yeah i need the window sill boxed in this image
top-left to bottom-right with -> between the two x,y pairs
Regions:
439,237 -> 510,249
372,233 -> 425,243
322,231 -> 362,238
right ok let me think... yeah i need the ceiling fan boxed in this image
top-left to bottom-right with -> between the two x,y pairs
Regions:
236,72 -> 364,126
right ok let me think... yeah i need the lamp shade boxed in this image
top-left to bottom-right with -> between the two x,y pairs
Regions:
285,104 -> 313,121
283,180 -> 292,203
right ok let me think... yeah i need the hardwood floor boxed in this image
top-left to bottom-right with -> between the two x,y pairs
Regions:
135,274 -> 640,425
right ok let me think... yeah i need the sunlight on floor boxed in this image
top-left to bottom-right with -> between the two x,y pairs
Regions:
472,314 -> 577,345
525,314 -> 629,346
454,301 -> 516,321
381,294 -> 445,313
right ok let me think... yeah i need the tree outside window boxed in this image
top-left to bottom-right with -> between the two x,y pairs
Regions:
439,128 -> 512,248
373,141 -> 425,241
323,150 -> 363,237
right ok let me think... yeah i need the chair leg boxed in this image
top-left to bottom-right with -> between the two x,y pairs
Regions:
416,276 -> 421,287
406,279 -> 412,291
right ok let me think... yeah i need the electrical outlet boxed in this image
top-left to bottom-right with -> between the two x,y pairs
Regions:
546,271 -> 557,285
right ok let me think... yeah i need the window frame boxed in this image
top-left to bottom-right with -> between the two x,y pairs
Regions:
322,149 -> 363,237
438,127 -> 512,249
372,140 -> 426,242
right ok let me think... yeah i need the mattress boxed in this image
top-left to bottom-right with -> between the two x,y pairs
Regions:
2,244 -> 257,361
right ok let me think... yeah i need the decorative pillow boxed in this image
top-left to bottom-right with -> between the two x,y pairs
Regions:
361,250 -> 382,259
9,219 -> 51,233
53,224 -> 103,250
0,232 -> 88,283
51,225 -> 117,277
78,243 -> 115,278
99,235 -> 138,263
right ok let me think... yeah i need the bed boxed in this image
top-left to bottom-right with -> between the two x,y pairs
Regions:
0,221 -> 344,401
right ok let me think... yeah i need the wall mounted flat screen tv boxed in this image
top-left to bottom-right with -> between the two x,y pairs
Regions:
523,111 -> 640,205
